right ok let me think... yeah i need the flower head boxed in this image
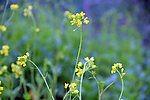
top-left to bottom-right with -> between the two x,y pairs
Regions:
0,25 -> 7,32
64,83 -> 69,89
65,11 -> 89,27
11,63 -> 23,79
24,5 -> 32,16
0,45 -> 10,56
17,52 -> 30,67
35,28 -> 40,32
10,4 -> 19,10
111,63 -> 125,78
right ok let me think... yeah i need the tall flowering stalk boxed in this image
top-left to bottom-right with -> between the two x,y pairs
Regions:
64,11 -> 89,100
64,11 -> 89,81
111,63 -> 125,100
17,52 -> 55,100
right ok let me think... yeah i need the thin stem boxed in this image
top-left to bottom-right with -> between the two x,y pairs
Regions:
100,81 -> 114,97
72,27 -> 83,81
94,77 -> 100,100
63,91 -> 70,100
5,11 -> 15,26
27,59 -> 55,100
23,72 -> 27,93
116,70 -> 124,100
79,62 -> 87,100
1,0 -> 9,24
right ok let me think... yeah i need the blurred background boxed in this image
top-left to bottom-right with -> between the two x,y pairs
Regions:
0,0 -> 150,100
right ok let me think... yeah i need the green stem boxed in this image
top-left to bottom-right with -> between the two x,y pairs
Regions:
79,62 -> 87,100
5,11 -> 15,26
1,0 -> 9,24
23,72 -> 27,93
116,70 -> 124,100
63,91 -> 70,100
79,71 -> 84,100
94,77 -> 100,100
100,81 -> 114,97
27,59 -> 55,100
72,27 -> 83,81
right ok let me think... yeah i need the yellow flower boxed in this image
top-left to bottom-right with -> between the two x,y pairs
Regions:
75,68 -> 78,72
71,14 -> 75,18
10,4 -> 19,10
66,11 -> 89,27
0,71 -> 3,75
28,5 -> 32,10
0,87 -> 3,90
35,28 -> 40,32
24,6 -> 32,16
70,19 -> 76,25
78,62 -> 82,67
71,83 -> 76,88
2,66 -> 7,70
80,11 -> 85,17
84,19 -> 89,24
15,74 -> 19,79
77,19 -> 82,27
26,52 -> 30,57
64,83 -> 69,89
90,57 -> 94,62
84,57 -> 90,62
118,63 -> 122,68
122,73 -> 125,76
0,45 -> 9,56
0,25 -> 7,32
111,70 -> 116,74
73,90 -> 79,94
17,52 -> 29,67
92,65 -> 96,68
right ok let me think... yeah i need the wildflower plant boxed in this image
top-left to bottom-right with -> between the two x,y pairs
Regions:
0,45 -> 10,56
111,63 -> 126,100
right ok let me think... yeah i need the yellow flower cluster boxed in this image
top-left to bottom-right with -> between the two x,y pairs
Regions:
17,52 -> 30,67
0,25 -> 7,32
111,63 -> 125,78
0,45 -> 10,56
0,81 -> 3,94
0,65 -> 8,75
11,63 -> 23,79
75,57 -> 96,77
35,28 -> 40,32
10,4 -> 19,10
64,82 -> 79,94
65,11 -> 89,27
24,5 -> 32,16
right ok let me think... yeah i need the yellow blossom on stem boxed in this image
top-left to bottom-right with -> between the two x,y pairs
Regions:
17,52 -> 29,67
11,63 -> 23,78
35,28 -> 40,32
0,45 -> 10,56
84,57 -> 90,62
2,65 -> 7,70
0,25 -> 7,32
92,65 -> 96,68
65,11 -> 89,27
64,83 -> 69,89
28,5 -> 32,10
10,4 -> 19,10
71,83 -> 76,88
72,90 -> 79,94
78,62 -> 82,67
